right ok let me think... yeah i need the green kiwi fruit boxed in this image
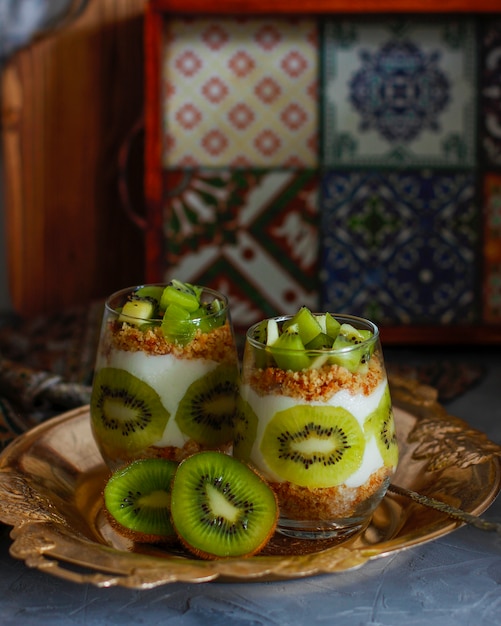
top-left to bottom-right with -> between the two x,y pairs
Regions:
90,367 -> 170,455
364,385 -> 399,468
175,364 -> 237,446
161,303 -> 197,345
160,284 -> 200,313
282,306 -> 322,345
233,396 -> 258,462
135,285 -> 164,304
305,332 -> 334,350
118,298 -> 157,326
267,329 -> 311,372
103,458 -> 178,543
170,450 -> 278,559
260,405 -> 365,488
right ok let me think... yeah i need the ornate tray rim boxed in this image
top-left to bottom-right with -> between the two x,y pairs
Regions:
0,375 -> 500,588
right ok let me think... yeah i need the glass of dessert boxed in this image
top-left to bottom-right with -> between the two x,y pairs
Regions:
90,280 -> 239,470
235,307 -> 398,540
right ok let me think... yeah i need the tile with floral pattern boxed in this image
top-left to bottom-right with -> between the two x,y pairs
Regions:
322,19 -> 477,168
160,169 -> 320,333
480,21 -> 501,167
483,174 -> 501,323
162,18 -> 318,168
320,170 -> 480,325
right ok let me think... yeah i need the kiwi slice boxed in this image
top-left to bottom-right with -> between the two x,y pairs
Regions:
170,451 -> 278,559
364,385 -> 399,468
260,405 -> 365,488
103,458 -> 178,543
90,367 -> 170,455
175,364 -> 237,446
233,396 -> 258,462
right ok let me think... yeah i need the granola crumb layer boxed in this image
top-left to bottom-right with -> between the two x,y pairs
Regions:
270,465 -> 392,520
247,353 -> 384,402
103,320 -> 236,363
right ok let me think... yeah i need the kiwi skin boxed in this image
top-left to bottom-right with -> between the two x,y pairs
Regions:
103,458 -> 178,544
170,451 -> 278,560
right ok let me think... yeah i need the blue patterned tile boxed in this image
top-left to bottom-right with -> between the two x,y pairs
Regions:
322,19 -> 477,168
320,171 -> 480,325
480,20 -> 501,167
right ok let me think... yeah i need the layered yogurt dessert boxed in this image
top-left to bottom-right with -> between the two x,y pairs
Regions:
235,308 -> 398,539
90,281 -> 239,470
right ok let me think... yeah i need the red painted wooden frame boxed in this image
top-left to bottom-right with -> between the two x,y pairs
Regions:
144,1 -> 501,345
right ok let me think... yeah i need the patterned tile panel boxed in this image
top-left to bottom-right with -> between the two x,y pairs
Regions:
480,21 -> 501,167
483,173 -> 501,323
161,169 -> 320,333
162,18 -> 318,168
322,19 -> 477,168
320,170 -> 479,325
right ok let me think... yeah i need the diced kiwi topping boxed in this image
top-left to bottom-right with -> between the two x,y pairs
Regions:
116,280 -> 226,345
251,307 -> 375,373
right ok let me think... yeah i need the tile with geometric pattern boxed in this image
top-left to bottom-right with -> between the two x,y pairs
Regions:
160,169 -> 320,333
480,20 -> 501,167
483,173 -> 501,323
322,19 -> 477,168
320,170 -> 480,325
162,17 -> 318,168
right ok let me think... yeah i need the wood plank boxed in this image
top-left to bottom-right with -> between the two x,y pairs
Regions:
1,0 -> 147,317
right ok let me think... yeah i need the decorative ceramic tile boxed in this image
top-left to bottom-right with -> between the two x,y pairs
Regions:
480,21 -> 501,167
161,169 -> 320,333
320,170 -> 479,325
483,174 -> 501,323
322,19 -> 477,168
162,18 -> 318,168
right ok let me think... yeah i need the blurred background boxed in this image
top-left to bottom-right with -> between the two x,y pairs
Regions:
1,1 -> 500,342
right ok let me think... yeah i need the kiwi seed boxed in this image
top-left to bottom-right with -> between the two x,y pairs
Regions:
233,397 -> 258,462
175,364 -> 238,446
90,367 -> 170,456
364,385 -> 399,468
170,451 -> 278,559
103,458 -> 178,543
260,405 -> 365,488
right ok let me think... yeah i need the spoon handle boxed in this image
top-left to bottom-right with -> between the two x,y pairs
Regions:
388,483 -> 501,535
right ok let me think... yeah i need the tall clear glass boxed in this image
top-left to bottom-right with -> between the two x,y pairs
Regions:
236,313 -> 398,540
90,283 -> 239,470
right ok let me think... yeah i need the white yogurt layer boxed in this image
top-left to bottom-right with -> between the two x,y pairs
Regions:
96,349 -> 218,448
240,379 -> 388,488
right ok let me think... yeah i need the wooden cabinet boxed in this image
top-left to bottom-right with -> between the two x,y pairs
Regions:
1,0 -> 146,316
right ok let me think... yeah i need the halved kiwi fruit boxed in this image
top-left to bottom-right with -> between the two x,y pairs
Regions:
233,396 -> 258,462
364,385 -> 399,468
260,405 -> 365,488
103,458 -> 178,543
91,367 -> 170,455
175,364 -> 237,446
170,451 -> 278,559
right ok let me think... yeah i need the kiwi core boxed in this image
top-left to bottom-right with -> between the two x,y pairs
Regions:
206,483 -> 240,523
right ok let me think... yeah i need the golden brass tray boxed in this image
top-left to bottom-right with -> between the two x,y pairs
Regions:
0,376 -> 500,588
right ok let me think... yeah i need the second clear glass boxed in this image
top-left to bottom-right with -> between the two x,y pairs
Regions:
235,313 -> 398,540
90,283 -> 239,470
